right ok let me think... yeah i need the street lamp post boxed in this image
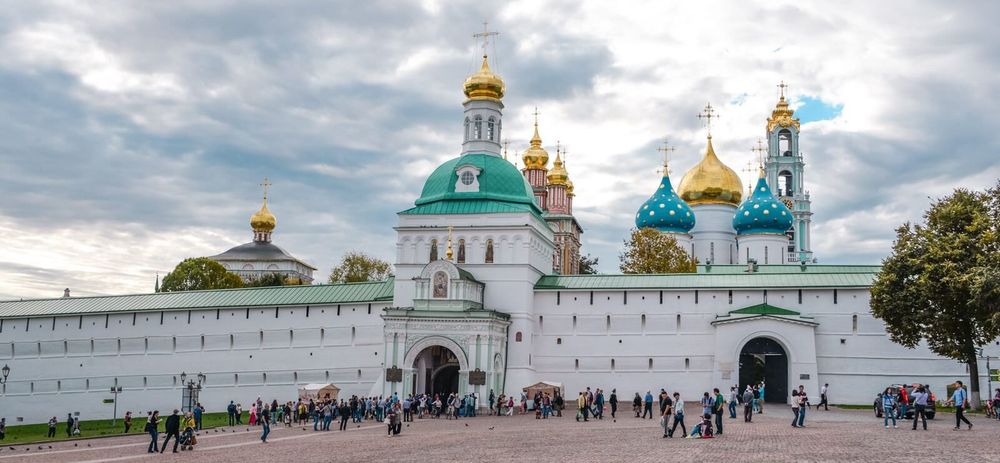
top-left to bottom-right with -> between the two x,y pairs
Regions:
179,372 -> 206,413
110,386 -> 123,427
0,364 -> 9,385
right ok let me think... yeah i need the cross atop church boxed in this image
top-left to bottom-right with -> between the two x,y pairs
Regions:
473,21 -> 499,56
532,106 -> 540,126
259,177 -> 271,201
656,139 -> 675,175
502,139 -> 510,161
752,138 -> 767,166
778,80 -> 788,99
698,103 -> 719,136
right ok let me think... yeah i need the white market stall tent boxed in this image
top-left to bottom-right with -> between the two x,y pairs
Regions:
298,383 -> 341,402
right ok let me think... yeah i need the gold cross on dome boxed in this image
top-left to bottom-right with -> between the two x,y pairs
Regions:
777,81 -> 788,99
656,139 -> 675,174
259,177 -> 272,201
752,138 -> 767,166
698,103 -> 719,135
473,21 -> 499,55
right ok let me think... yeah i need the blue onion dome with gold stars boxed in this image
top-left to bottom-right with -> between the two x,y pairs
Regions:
635,169 -> 695,233
732,172 -> 793,235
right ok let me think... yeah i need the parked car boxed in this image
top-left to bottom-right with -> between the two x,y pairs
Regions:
874,384 -> 936,420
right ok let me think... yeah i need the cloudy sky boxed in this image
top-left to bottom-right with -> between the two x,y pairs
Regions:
1,0 -> 998,300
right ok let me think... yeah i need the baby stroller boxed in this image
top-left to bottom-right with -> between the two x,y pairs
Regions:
179,427 -> 197,451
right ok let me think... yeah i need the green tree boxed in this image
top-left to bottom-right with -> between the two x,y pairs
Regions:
160,257 -> 244,292
245,272 -> 293,288
579,254 -> 599,274
870,183 -> 1000,407
328,251 -> 393,284
619,228 -> 697,274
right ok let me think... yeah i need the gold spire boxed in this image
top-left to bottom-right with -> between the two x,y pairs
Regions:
250,177 -> 276,233
445,226 -> 454,261
677,136 -> 744,206
767,81 -> 800,132
547,142 -> 569,186
522,107 -> 549,170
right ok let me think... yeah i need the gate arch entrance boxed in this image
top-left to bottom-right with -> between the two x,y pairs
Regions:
739,337 -> 788,403
412,345 -> 461,397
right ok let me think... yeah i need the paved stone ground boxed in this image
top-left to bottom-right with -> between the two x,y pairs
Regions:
0,407 -> 997,463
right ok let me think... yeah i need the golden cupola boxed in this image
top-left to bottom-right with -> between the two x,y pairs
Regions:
766,95 -> 800,133
463,55 -> 505,102
522,117 -> 549,170
546,148 -> 569,186
677,136 -> 744,206
250,197 -> 276,242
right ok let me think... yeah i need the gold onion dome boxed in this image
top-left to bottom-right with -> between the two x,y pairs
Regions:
566,178 -> 575,196
250,198 -> 276,232
677,136 -> 744,206
463,55 -> 505,102
522,119 -> 549,170
547,149 -> 569,186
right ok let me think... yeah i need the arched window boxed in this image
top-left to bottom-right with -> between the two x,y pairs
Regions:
485,239 -> 494,263
242,263 -> 254,270
779,129 -> 792,156
487,117 -> 495,141
457,239 -> 466,263
515,331 -> 523,342
464,117 -> 470,141
473,115 -> 482,139
779,171 -> 794,196
429,239 -> 438,261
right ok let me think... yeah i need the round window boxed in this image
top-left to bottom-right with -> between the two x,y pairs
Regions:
460,171 -> 475,186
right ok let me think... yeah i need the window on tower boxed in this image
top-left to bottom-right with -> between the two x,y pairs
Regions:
487,117 -> 496,141
779,129 -> 792,156
779,171 -> 794,196
464,117 -> 470,141
474,115 -> 482,139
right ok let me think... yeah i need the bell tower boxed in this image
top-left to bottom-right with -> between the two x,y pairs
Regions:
764,82 -> 814,263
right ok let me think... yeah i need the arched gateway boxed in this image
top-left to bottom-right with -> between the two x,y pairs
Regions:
739,337 -> 788,403
412,345 -> 461,396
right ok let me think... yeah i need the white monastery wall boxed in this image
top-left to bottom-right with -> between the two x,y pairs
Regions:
0,303 -> 387,424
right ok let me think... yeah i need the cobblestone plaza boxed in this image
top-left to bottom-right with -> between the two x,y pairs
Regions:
1,408 -> 996,463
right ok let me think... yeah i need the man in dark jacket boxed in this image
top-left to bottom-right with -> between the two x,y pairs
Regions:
160,410 -> 181,453
227,401 -> 237,426
609,389 -> 618,418
338,401 -> 350,431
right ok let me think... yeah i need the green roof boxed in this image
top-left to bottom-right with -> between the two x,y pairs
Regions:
535,265 -> 879,290
399,199 -> 539,216
0,278 -> 395,319
729,303 -> 800,316
402,153 -> 543,218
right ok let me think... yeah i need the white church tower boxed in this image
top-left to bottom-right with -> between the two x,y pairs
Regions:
765,83 -> 814,263
389,32 -> 555,400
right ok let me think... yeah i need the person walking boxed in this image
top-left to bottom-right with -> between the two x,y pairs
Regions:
235,403 -> 243,424
993,388 -> 1000,421
0,418 -> 5,441
227,401 -> 237,426
817,383 -> 829,411
911,384 -> 929,430
160,409 -> 181,453
65,413 -> 74,437
643,391 -> 654,419
728,386 -> 738,419
742,386 -> 754,422
881,387 -> 897,428
124,411 -> 132,433
193,403 -> 203,430
259,405 -> 271,443
660,392 -> 673,438
946,380 -> 973,430
713,388 -> 725,435
609,389 -> 618,418
339,401 -> 350,431
577,391 -> 588,422
594,389 -> 605,420
796,385 -> 809,427
47,416 -> 57,438
146,411 -> 159,453
632,393 -> 642,418
668,392 -> 686,438
790,390 -> 801,427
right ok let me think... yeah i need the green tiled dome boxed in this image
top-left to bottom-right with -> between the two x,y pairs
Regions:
403,153 -> 542,216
